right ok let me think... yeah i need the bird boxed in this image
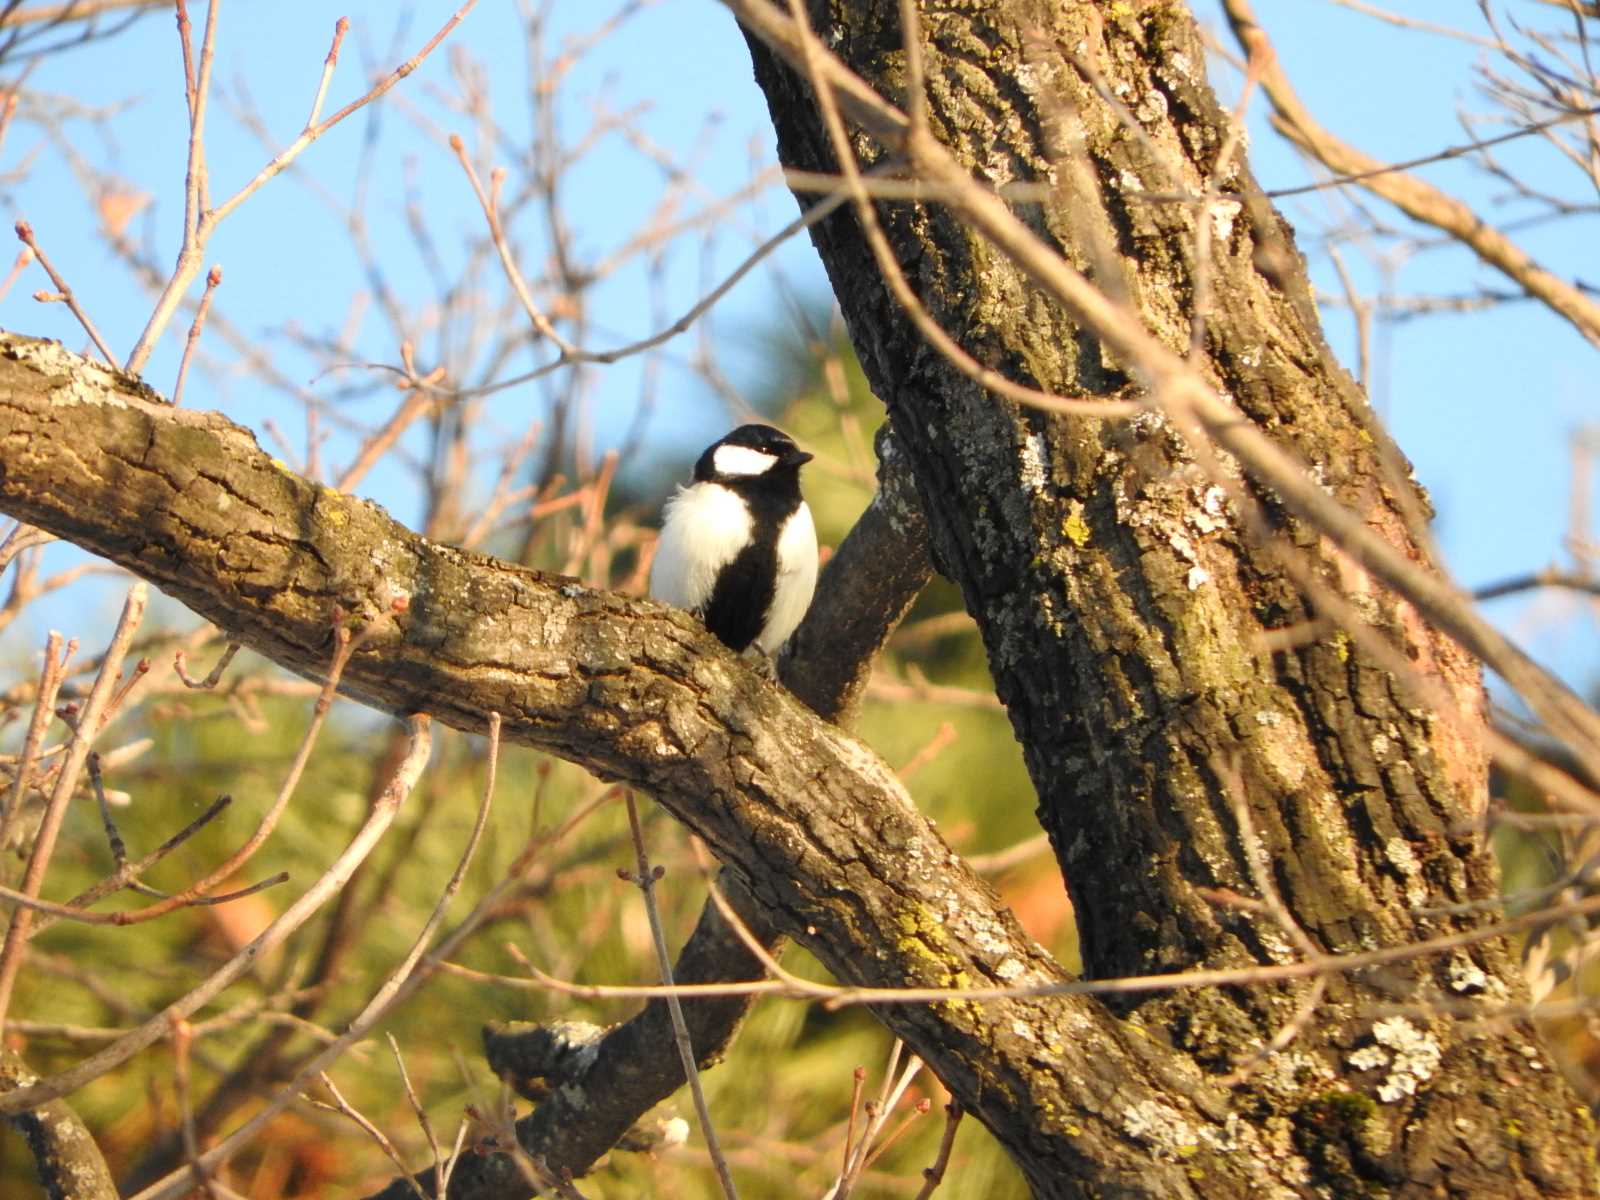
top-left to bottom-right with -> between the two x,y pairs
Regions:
649,423 -> 818,661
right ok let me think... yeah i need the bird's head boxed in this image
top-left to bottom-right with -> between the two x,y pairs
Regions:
694,424 -> 813,484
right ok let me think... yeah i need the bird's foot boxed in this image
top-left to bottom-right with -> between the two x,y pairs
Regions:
742,646 -> 778,679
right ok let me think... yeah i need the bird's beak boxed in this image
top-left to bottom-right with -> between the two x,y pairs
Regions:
786,449 -> 814,467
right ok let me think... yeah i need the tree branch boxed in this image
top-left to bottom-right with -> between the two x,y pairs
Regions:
0,1045 -> 117,1200
0,330 -> 1238,1197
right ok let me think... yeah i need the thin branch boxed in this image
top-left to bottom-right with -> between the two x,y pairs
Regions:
124,1 -> 479,373
316,1071 -> 427,1200
1474,567 -> 1600,601
171,263 -> 220,406
173,641 -> 239,689
125,709 -> 503,1200
0,0 -> 158,29
14,219 -> 116,363
622,793 -> 740,1200
0,581 -> 146,1029
0,631 -> 73,865
1222,0 -> 1600,349
911,1101 -> 962,1200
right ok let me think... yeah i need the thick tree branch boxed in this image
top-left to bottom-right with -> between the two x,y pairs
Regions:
0,331 -> 1244,1198
0,1046 -> 117,1200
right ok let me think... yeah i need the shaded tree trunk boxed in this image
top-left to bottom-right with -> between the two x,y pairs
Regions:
740,0 -> 1595,1196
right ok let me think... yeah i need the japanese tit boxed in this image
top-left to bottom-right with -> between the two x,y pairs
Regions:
649,424 -> 818,658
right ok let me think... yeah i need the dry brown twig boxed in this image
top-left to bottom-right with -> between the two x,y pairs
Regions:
126,709 -> 501,1200
315,1070 -> 427,1200
124,0 -> 479,374
0,630 -> 74,867
0,581 -> 146,1029
13,218 -> 117,363
0,634 -> 419,1123
171,262 -> 220,405
911,1100 -> 962,1200
622,792 -> 741,1200
1221,0 -> 1600,350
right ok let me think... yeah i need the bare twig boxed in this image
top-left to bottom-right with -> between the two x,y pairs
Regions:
387,1033 -> 443,1200
125,709 -> 504,1200
623,792 -> 740,1200
173,641 -> 240,689
1222,0 -> 1600,349
0,582 -> 146,1029
171,1019 -> 218,1200
0,630 -> 73,864
316,1070 -> 427,1200
0,683 -> 422,1124
1475,568 -> 1600,602
912,1100 -> 963,1200
171,263 -> 220,405
124,1 -> 479,373
14,219 -> 116,363
0,0 -> 159,28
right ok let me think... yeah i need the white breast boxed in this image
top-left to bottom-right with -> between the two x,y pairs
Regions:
649,482 -> 752,613
756,501 -> 818,655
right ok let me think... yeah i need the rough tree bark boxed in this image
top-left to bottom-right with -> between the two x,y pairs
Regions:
735,0 -> 1596,1196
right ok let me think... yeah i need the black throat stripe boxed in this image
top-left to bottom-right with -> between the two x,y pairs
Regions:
700,474 -> 801,652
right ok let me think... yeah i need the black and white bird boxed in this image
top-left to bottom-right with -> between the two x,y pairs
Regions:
649,424 -> 818,659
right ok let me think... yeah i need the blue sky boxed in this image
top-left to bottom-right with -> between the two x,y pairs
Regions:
2,0 -> 1595,687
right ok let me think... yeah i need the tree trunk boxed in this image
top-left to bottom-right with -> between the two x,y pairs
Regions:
740,0 -> 1596,1196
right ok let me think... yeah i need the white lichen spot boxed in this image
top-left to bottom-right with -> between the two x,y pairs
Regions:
1122,1099 -> 1197,1159
1208,198 -> 1242,241
995,957 -> 1026,982
1189,486 -> 1229,534
1447,954 -> 1489,995
1168,52 -> 1194,79
1239,345 -> 1262,369
1255,710 -> 1284,727
560,582 -> 587,599
1135,89 -> 1168,124
1118,168 -> 1142,193
1371,732 -> 1391,759
1019,431 -> 1049,491
1186,565 -> 1211,590
1348,1045 -> 1389,1072
1130,408 -> 1168,437
1010,1018 -> 1037,1042
1385,837 -> 1419,876
1349,1017 -> 1441,1102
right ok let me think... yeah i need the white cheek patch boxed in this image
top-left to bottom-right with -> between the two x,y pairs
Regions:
712,444 -> 779,477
